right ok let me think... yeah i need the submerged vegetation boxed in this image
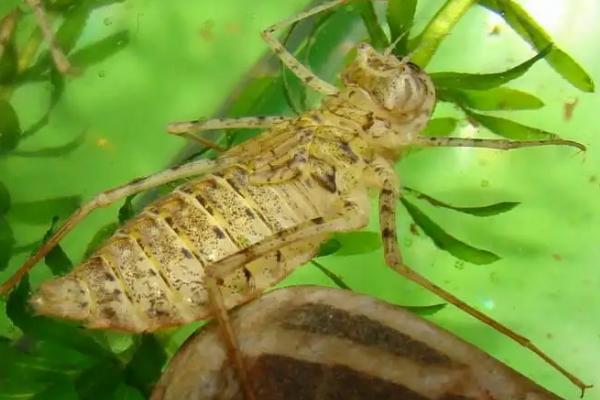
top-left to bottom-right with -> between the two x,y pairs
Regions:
0,0 -> 593,398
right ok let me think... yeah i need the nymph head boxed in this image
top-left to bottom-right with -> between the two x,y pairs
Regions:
341,43 -> 436,150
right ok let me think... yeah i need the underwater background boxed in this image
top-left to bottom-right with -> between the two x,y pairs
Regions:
0,0 -> 599,398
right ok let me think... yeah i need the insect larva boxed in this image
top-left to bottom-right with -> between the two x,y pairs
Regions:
151,286 -> 563,400
0,0 -> 589,396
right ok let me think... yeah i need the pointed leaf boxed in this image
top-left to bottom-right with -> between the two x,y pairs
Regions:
404,187 -> 520,216
422,117 -> 459,136
70,30 -> 130,69
402,303 -> 447,316
0,216 -> 14,271
311,260 -> 350,290
0,41 -> 17,84
0,100 -> 21,154
9,195 -> 81,225
55,1 -> 91,54
84,222 -> 118,257
410,0 -> 477,67
466,110 -> 557,140
386,0 -> 417,56
478,0 -> 594,92
332,231 -> 381,256
400,198 -> 501,265
0,181 -> 10,214
317,237 -> 342,257
438,87 -> 544,110
431,46 -> 550,90
124,334 -> 167,395
42,218 -> 73,275
21,71 -> 66,139
351,0 -> 389,50
12,132 -> 85,157
118,194 -> 136,223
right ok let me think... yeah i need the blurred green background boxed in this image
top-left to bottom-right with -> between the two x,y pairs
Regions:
0,0 -> 598,398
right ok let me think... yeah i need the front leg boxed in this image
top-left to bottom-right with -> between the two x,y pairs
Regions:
375,165 -> 590,393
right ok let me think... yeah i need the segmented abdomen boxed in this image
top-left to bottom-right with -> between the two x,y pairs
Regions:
31,166 -> 334,332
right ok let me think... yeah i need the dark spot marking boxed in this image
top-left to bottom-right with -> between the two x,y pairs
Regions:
311,167 -> 337,194
195,195 -> 213,214
242,267 -> 252,283
129,176 -> 144,185
244,208 -> 255,219
312,217 -> 325,225
304,76 -> 314,83
381,188 -> 393,196
212,226 -> 225,239
380,204 -> 392,213
104,272 -> 115,282
276,250 -> 283,263
382,227 -> 394,238
148,269 -> 157,276
181,247 -> 193,259
362,112 -> 375,131
216,277 -> 225,285
338,141 -> 359,163
101,307 -> 116,319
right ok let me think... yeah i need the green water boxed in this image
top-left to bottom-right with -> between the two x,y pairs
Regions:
1,0 -> 598,398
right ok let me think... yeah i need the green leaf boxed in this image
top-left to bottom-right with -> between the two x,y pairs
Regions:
113,384 -> 145,400
333,231 -> 382,256
478,0 -> 594,92
410,0 -> 477,67
0,100 -> 21,154
437,87 -> 544,110
0,181 -> 10,214
21,70 -> 66,139
0,216 -> 14,271
430,46 -> 551,90
84,222 -> 118,257
386,0 -> 417,56
351,0 -> 389,50
30,377 -> 78,400
422,117 -> 459,136
55,1 -> 91,54
9,195 -> 81,225
0,41 -> 17,84
118,195 -> 136,224
70,30 -> 130,69
402,303 -> 447,316
311,260 -> 350,290
42,217 -> 73,276
466,110 -> 557,140
124,335 -> 167,395
75,359 -> 124,400
317,237 -> 342,257
400,198 -> 501,265
404,187 -> 520,216
12,132 -> 85,157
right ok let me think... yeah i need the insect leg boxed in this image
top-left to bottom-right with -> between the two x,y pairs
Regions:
0,157 -> 233,295
377,174 -> 591,393
24,0 -> 72,74
261,0 -> 345,96
412,136 -> 586,152
167,116 -> 293,152
205,276 -> 256,400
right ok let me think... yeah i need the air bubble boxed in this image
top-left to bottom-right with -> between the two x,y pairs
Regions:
98,70 -> 106,78
403,238 -> 412,247
103,17 -> 112,26
480,179 -> 489,188
454,260 -> 465,270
